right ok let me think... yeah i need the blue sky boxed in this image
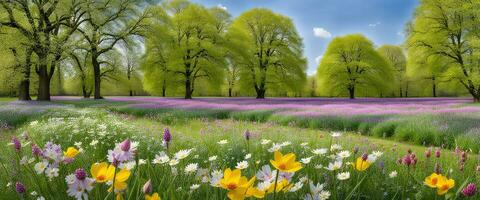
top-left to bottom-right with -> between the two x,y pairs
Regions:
191,0 -> 419,75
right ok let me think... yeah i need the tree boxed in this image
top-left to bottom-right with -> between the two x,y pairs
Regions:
0,0 -> 85,101
68,49 -> 93,98
317,34 -> 394,99
227,8 -> 307,99
142,1 -> 229,99
378,45 -> 407,97
407,0 -> 480,102
76,0 -> 148,99
226,60 -> 240,97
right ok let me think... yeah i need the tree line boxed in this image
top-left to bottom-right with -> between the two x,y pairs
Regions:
1,0 -> 480,101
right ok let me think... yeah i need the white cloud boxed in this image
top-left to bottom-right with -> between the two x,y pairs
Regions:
368,22 -> 381,28
313,27 -> 332,39
217,4 -> 227,11
397,31 -> 404,37
315,55 -> 323,64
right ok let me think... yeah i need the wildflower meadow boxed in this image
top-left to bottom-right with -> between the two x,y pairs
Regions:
2,0 -> 480,199
1,100 -> 480,200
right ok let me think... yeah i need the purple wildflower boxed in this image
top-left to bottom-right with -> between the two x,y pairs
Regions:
15,182 -> 25,194
244,130 -> 251,140
12,137 -> 21,151
75,168 -> 87,180
462,183 -> 477,197
163,128 -> 171,142
120,139 -> 131,152
31,144 -> 42,157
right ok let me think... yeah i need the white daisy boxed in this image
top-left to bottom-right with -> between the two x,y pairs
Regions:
174,149 -> 192,160
190,184 -> 200,190
261,139 -> 271,145
208,156 -> 217,161
34,160 -> 49,174
185,163 -> 198,174
331,132 -> 342,138
301,157 -> 313,164
325,161 -> 342,171
244,154 -> 252,160
337,150 -> 351,159
312,148 -> 328,156
336,172 -> 350,180
236,161 -> 249,169
217,140 -> 228,145
389,171 -> 398,178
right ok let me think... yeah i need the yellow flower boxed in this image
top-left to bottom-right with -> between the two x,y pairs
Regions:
270,151 -> 302,173
91,162 -> 115,183
108,168 -> 131,192
145,193 -> 161,200
116,193 -> 123,200
246,187 -> 265,198
436,178 -> 454,195
219,168 -> 256,200
64,147 -> 79,159
265,179 -> 291,194
424,173 -> 443,188
354,157 -> 371,171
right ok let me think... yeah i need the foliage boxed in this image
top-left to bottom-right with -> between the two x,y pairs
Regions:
377,45 -> 407,97
142,0 -> 229,99
406,0 -> 480,101
227,8 -> 307,98
317,34 -> 394,98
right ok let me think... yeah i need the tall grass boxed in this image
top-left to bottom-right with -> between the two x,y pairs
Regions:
110,106 -> 480,151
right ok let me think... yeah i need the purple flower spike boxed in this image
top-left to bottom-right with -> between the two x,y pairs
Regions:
462,183 -> 477,197
361,153 -> 368,161
120,139 -> 131,152
12,137 -> 21,151
75,168 -> 87,180
15,182 -> 25,194
244,130 -> 251,141
163,128 -> 171,143
31,144 -> 42,157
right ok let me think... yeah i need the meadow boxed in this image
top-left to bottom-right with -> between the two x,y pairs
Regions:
0,97 -> 479,200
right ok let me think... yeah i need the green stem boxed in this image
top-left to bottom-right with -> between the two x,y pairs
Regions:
272,170 -> 280,200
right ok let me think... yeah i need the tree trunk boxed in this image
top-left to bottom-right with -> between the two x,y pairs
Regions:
185,78 -> 192,99
162,78 -> 167,97
348,86 -> 355,99
18,79 -> 31,101
399,86 -> 403,98
405,82 -> 409,98
37,64 -> 51,101
92,55 -> 102,99
256,88 -> 265,99
432,77 -> 437,97
129,90 -> 133,96
228,88 -> 233,97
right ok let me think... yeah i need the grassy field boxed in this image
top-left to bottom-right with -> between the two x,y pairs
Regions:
0,98 -> 479,199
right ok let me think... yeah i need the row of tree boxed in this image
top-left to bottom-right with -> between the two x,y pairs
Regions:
0,0 -> 153,100
141,1 -> 307,99
1,0 -> 480,101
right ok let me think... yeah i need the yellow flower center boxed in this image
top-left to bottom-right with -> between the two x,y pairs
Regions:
97,175 -> 106,181
431,178 -> 438,185
227,183 -> 237,190
278,163 -> 287,170
440,184 -> 449,190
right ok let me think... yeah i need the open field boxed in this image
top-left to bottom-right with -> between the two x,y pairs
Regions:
0,98 -> 479,199
49,97 -> 480,152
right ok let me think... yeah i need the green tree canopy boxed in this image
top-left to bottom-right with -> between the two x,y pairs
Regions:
378,45 -> 407,97
317,34 -> 394,99
406,0 -> 480,102
227,8 -> 307,99
142,0 -> 229,99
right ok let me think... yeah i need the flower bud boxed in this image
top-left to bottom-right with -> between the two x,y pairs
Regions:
31,144 -> 42,157
15,182 -> 25,194
435,148 -> 441,158
163,128 -> 171,142
12,137 -> 21,151
244,130 -> 251,141
143,179 -> 152,194
361,153 -> 368,161
462,183 -> 477,197
75,168 -> 87,180
120,139 -> 131,152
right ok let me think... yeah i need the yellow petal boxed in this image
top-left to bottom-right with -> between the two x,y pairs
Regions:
115,169 -> 131,182
145,193 -> 161,200
274,151 -> 282,161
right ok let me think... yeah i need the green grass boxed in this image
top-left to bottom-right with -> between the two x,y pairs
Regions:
0,106 -> 479,200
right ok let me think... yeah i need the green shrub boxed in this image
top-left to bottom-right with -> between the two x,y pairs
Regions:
456,129 -> 480,152
371,121 -> 398,138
